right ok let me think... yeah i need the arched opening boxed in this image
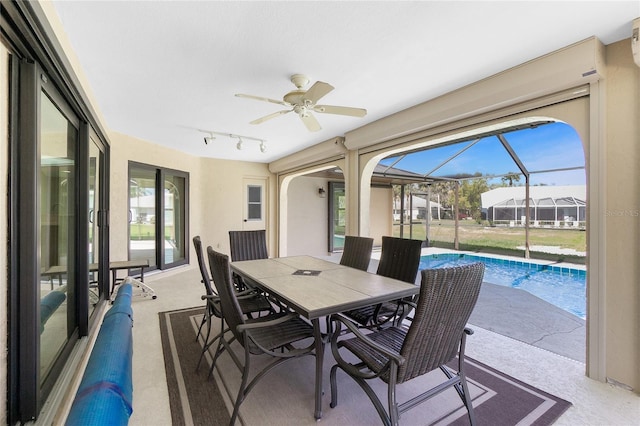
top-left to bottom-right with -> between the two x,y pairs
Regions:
278,161 -> 346,257
357,101 -> 589,365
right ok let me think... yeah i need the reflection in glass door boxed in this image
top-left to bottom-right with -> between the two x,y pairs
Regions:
40,91 -> 77,386
328,182 -> 346,252
163,173 -> 186,265
129,167 -> 157,269
88,139 -> 103,314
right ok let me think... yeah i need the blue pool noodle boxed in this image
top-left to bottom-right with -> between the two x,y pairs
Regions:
66,283 -> 134,425
40,290 -> 67,332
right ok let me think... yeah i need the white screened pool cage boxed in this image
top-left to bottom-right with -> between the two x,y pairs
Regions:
486,195 -> 586,228
374,120 -> 586,258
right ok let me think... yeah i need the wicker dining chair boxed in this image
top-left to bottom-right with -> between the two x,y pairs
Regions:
342,236 -> 422,329
339,235 -> 374,271
329,262 -> 485,426
192,236 -> 273,371
206,247 -> 317,425
228,230 -> 269,290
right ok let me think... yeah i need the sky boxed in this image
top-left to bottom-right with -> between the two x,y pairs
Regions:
378,122 -> 586,186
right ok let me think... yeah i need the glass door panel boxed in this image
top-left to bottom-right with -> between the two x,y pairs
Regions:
88,139 -> 102,313
163,173 -> 186,265
129,168 -> 157,269
39,92 -> 77,384
328,182 -> 346,251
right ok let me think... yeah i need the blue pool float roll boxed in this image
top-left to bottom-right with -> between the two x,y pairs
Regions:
66,283 -> 134,425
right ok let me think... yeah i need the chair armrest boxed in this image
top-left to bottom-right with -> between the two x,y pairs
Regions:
331,313 -> 405,366
235,289 -> 264,301
236,313 -> 299,331
398,299 -> 417,310
201,294 -> 219,301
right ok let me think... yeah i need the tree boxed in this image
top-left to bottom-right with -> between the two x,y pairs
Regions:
501,172 -> 521,187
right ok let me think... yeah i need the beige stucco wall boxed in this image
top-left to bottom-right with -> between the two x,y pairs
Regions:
196,157 -> 275,256
109,131 -> 275,265
603,39 -> 640,390
369,186 -> 393,246
286,176 -> 329,256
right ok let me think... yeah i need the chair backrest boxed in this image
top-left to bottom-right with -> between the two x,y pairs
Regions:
339,236 -> 374,271
193,236 -> 216,296
229,230 -> 268,262
398,262 -> 485,383
375,236 -> 422,284
207,247 -> 247,345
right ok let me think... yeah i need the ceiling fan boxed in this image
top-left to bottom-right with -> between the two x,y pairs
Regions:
235,74 -> 367,132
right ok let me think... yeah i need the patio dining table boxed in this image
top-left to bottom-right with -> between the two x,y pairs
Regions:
230,255 -> 419,420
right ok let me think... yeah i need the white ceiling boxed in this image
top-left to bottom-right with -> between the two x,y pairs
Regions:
50,1 -> 639,163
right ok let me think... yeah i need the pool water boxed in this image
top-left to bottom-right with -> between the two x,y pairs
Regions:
419,253 -> 586,319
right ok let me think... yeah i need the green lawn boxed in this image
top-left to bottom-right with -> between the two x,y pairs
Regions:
393,220 -> 586,263
129,224 -> 175,240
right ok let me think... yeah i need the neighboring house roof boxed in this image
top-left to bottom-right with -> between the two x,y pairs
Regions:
393,195 -> 441,209
481,185 -> 586,209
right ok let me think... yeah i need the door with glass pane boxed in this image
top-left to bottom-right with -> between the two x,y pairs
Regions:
129,165 -> 157,269
163,171 -> 186,266
39,90 -> 78,392
88,137 -> 105,314
129,163 -> 188,270
243,177 -> 266,230
328,182 -> 346,251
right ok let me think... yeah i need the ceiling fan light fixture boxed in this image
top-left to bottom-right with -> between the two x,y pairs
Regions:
260,141 -> 267,153
236,74 -> 367,132
236,138 -> 243,150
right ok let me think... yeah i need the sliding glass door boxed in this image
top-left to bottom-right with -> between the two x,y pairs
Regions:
129,162 -> 188,270
129,166 -> 158,268
328,182 -> 346,252
39,90 -> 78,391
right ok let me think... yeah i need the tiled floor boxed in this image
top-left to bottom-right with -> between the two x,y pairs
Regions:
127,259 -> 639,425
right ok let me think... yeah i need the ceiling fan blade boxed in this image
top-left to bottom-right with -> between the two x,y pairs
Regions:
250,109 -> 291,125
300,112 -> 321,132
314,105 -> 367,117
236,93 -> 289,107
302,81 -> 334,104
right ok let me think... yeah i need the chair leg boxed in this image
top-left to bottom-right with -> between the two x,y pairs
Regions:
195,311 -> 207,342
459,372 -> 476,426
331,365 -> 391,426
196,325 -> 223,371
329,364 -> 339,408
230,347 -> 252,425
387,365 -> 399,426
205,319 -> 227,377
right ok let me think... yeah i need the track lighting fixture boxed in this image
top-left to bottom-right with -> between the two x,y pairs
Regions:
203,133 -> 216,144
197,129 -> 267,153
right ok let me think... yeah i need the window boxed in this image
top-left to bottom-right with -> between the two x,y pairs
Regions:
128,162 -> 188,270
247,185 -> 263,220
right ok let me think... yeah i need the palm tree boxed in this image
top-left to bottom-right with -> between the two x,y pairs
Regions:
501,172 -> 521,187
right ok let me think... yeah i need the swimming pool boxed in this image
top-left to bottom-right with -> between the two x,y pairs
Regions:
419,253 -> 586,319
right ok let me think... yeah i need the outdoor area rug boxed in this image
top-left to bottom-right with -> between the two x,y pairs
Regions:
160,307 -> 572,426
